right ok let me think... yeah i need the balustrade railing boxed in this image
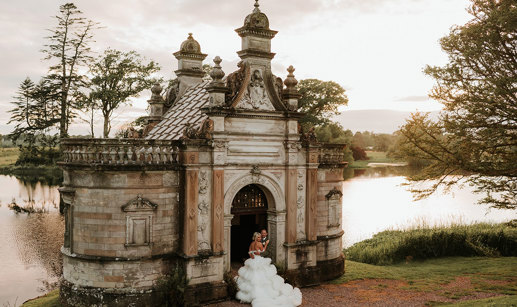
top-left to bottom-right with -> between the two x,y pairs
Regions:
61,138 -> 181,165
319,144 -> 347,165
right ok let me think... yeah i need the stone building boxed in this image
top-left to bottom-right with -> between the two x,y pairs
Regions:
58,1 -> 346,306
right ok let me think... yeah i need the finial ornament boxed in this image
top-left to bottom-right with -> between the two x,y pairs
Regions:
254,0 -> 260,12
150,82 -> 163,101
209,56 -> 225,84
284,65 -> 298,90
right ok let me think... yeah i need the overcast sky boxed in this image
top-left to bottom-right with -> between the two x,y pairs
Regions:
0,0 -> 472,136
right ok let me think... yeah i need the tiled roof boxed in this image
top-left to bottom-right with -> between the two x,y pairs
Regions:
146,80 -> 210,140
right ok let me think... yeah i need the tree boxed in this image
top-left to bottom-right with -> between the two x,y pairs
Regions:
42,3 -> 98,138
88,49 -> 161,138
314,122 -> 354,163
297,79 -> 348,127
8,78 -> 60,140
394,0 -> 517,210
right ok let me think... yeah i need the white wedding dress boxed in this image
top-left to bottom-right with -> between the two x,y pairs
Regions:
235,255 -> 302,307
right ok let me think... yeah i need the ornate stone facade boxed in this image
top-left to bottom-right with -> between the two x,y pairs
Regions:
58,2 -> 347,306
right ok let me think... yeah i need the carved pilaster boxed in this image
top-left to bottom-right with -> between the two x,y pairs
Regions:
285,168 -> 297,243
223,214 -> 234,271
306,168 -> 318,241
184,170 -> 199,256
212,170 -> 224,253
58,187 -> 75,252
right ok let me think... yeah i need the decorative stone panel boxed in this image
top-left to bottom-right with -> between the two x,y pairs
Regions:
122,195 -> 158,247
325,188 -> 342,228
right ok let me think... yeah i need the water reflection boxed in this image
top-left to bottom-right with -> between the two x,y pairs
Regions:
341,167 -> 516,247
0,175 -> 62,304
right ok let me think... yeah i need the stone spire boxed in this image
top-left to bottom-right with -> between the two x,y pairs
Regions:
173,33 -> 208,95
283,65 -> 301,111
235,0 -> 278,62
207,56 -> 228,108
148,82 -> 165,123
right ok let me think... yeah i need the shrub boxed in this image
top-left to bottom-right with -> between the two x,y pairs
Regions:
158,263 -> 189,307
345,223 -> 517,265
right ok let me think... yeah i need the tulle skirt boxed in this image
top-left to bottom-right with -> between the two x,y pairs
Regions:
235,256 -> 302,307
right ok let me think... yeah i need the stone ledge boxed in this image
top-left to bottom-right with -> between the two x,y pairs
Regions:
316,229 -> 345,241
61,246 -> 174,262
184,281 -> 228,306
318,254 -> 345,282
60,279 -> 164,307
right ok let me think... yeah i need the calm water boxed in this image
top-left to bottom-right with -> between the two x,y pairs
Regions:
0,167 -> 516,304
341,167 -> 516,247
0,175 -> 62,305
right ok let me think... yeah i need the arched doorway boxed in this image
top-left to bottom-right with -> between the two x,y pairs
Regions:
230,184 -> 268,263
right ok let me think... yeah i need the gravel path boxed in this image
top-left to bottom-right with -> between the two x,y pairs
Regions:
208,278 -> 503,307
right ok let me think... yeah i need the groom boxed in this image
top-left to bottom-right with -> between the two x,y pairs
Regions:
260,229 -> 271,258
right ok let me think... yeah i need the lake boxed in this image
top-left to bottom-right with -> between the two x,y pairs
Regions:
0,167 -> 515,304
0,175 -> 63,305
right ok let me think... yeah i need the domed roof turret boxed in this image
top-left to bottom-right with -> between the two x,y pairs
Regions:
173,33 -> 207,61
235,0 -> 277,39
243,0 -> 270,30
180,33 -> 202,54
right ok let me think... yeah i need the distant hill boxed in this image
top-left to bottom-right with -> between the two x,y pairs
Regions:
333,109 -> 440,134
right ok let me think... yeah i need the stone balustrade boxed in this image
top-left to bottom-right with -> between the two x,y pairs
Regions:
319,144 -> 347,166
61,138 -> 181,165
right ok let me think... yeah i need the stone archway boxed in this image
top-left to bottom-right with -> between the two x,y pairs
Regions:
223,172 -> 286,271
230,184 -> 268,263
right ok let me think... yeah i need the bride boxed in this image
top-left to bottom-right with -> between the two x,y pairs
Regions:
235,232 -> 302,307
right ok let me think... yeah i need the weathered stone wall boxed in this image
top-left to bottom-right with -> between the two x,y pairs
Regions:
315,168 -> 344,262
63,252 -> 166,289
61,169 -> 180,290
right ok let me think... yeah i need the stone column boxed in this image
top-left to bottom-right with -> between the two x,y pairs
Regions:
285,168 -> 297,243
223,214 -> 233,271
183,151 -> 199,256
212,169 -> 224,253
268,210 -> 286,264
306,148 -> 319,241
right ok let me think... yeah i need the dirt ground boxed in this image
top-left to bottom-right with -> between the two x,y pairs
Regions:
208,277 -> 504,307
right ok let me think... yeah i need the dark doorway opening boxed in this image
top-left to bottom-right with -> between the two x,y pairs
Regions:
230,184 -> 268,263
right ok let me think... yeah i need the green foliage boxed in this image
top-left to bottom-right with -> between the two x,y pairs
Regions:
87,48 -> 161,138
158,263 -> 189,307
351,145 -> 368,161
223,271 -> 238,299
346,223 -> 517,265
314,122 -> 354,163
297,79 -> 348,127
394,0 -> 517,210
21,289 -> 60,307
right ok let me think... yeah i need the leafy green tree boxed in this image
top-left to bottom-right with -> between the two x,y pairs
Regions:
42,3 -> 98,138
314,122 -> 354,163
394,0 -> 517,210
88,49 -> 161,138
297,79 -> 348,127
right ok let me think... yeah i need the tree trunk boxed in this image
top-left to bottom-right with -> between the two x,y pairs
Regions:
103,115 -> 110,138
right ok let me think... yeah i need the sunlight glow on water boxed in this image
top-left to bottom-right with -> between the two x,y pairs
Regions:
341,174 -> 515,247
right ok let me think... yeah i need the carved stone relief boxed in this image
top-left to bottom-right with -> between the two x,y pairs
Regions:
236,69 -> 275,111
198,171 -> 211,251
296,170 -> 306,240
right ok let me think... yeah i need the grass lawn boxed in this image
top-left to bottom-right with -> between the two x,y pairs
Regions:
348,151 -> 403,169
21,290 -> 60,307
0,147 -> 19,167
335,257 -> 517,305
22,257 -> 517,306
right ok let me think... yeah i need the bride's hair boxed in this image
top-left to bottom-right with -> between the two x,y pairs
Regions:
252,232 -> 261,241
